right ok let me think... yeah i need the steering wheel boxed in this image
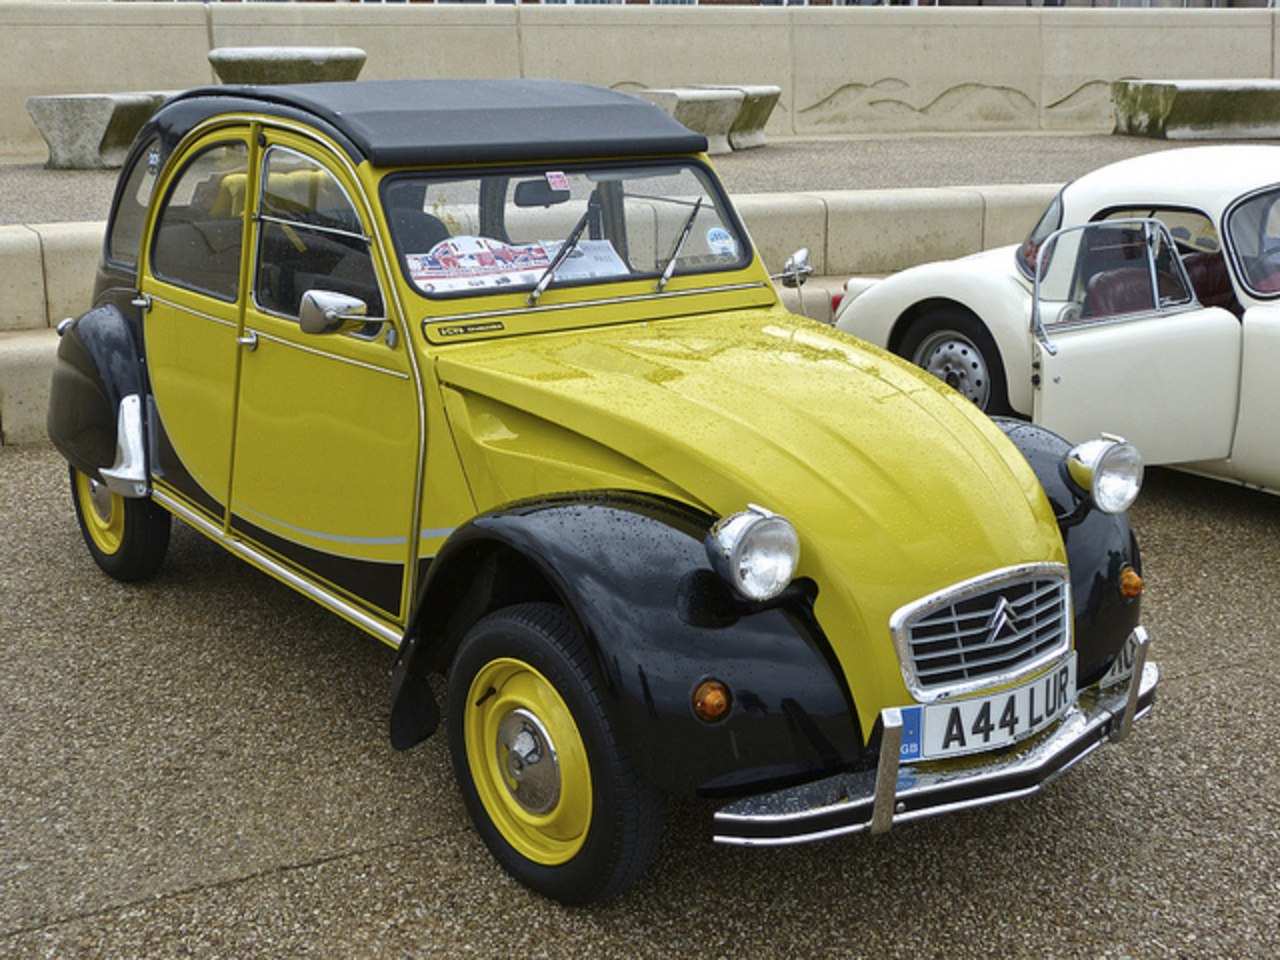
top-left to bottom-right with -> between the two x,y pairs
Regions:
1245,242 -> 1280,291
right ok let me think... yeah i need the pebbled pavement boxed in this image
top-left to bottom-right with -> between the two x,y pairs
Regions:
3,444 -> 1280,957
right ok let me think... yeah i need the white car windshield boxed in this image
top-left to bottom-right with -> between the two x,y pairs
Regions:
1226,186 -> 1280,297
382,162 -> 748,301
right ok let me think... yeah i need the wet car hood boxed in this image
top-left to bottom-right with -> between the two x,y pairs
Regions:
435,309 -> 1066,718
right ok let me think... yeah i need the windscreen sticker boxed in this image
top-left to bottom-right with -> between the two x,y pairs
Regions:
706,226 -> 738,259
546,171 -> 570,192
407,236 -> 629,294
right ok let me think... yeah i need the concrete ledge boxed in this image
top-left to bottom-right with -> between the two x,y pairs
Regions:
35,222 -> 103,327
0,226 -> 48,333
0,328 -> 58,445
0,183 -> 1060,444
1113,79 -> 1280,140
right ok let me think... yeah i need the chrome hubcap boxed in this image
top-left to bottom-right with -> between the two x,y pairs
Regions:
497,708 -> 560,815
912,331 -> 991,410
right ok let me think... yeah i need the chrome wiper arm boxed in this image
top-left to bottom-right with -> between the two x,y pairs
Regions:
527,207 -> 593,306
655,197 -> 703,293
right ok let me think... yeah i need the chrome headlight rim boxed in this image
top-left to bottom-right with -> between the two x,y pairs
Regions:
705,505 -> 800,603
1066,435 -> 1144,515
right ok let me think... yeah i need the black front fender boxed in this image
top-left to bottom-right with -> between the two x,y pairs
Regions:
391,493 -> 865,798
46,304 -> 145,478
996,419 -> 1142,686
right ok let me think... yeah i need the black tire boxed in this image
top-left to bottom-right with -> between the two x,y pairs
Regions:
898,307 -> 1011,415
70,466 -> 171,582
447,602 -> 663,904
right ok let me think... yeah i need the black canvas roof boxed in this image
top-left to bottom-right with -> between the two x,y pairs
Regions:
157,79 -> 708,167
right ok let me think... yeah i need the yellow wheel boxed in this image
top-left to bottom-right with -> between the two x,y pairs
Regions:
463,658 -> 592,865
74,468 -> 126,556
69,466 -> 170,581
447,603 -> 662,904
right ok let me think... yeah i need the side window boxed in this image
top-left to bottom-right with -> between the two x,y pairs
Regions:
254,147 -> 384,320
1035,221 -> 1192,326
107,137 -> 162,268
1103,206 -> 1239,314
150,141 -> 249,302
1102,207 -> 1220,253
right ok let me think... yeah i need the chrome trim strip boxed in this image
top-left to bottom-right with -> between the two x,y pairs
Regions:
149,295 -> 238,328
245,327 -> 411,378
230,499 -> 409,549
153,487 -> 402,648
424,281 -> 770,326
712,634 -> 1158,848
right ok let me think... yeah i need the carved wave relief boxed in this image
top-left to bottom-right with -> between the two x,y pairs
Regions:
1043,80 -> 1117,132
798,79 -> 1038,135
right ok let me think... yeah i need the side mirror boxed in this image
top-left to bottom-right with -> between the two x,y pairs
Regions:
775,248 -> 814,289
299,290 -> 369,336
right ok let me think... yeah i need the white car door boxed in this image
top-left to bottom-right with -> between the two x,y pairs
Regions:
1030,221 -> 1241,466
1211,302 -> 1280,486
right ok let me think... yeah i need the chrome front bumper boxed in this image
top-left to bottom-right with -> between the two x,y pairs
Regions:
713,627 -> 1158,846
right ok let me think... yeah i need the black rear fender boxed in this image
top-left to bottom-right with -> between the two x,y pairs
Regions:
47,304 -> 147,482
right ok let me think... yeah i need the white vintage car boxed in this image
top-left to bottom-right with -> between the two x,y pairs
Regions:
834,145 -> 1280,491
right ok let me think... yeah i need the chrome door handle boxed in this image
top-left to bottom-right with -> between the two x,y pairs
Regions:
236,331 -> 259,351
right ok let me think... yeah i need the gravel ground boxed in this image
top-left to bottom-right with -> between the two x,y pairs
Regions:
3,443 -> 1279,958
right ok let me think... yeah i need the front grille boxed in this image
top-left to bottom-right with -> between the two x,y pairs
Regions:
891,564 -> 1071,700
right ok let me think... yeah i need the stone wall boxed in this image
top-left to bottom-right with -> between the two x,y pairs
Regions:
3,3 -> 1279,157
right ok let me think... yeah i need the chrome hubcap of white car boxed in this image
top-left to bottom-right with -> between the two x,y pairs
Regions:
912,331 -> 991,410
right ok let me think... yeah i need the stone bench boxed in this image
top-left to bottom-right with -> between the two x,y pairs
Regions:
698,84 -> 781,151
208,46 -> 367,85
25,92 -> 171,169
636,87 -> 744,156
1112,79 -> 1280,140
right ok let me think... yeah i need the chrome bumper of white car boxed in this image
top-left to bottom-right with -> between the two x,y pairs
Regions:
713,627 -> 1157,846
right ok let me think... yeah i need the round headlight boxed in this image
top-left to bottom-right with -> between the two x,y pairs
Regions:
705,505 -> 800,602
1066,436 -> 1144,514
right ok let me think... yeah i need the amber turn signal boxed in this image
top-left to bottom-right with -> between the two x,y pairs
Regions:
693,679 -> 732,723
1119,565 -> 1144,599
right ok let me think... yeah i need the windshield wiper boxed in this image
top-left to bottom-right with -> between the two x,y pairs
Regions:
655,197 -> 703,293
527,207 -> 593,306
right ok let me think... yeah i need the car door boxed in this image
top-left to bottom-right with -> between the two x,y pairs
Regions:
1030,220 -> 1241,466
141,134 -> 251,521
1213,302 -> 1280,487
230,138 -> 424,629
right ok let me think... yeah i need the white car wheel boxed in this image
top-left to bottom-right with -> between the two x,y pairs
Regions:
899,310 -> 1009,414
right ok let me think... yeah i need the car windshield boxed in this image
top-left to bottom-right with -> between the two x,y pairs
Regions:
381,162 -> 748,302
1016,189 -> 1065,279
1226,186 -> 1280,296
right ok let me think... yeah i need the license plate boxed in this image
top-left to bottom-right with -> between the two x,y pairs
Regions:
898,656 -> 1077,761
